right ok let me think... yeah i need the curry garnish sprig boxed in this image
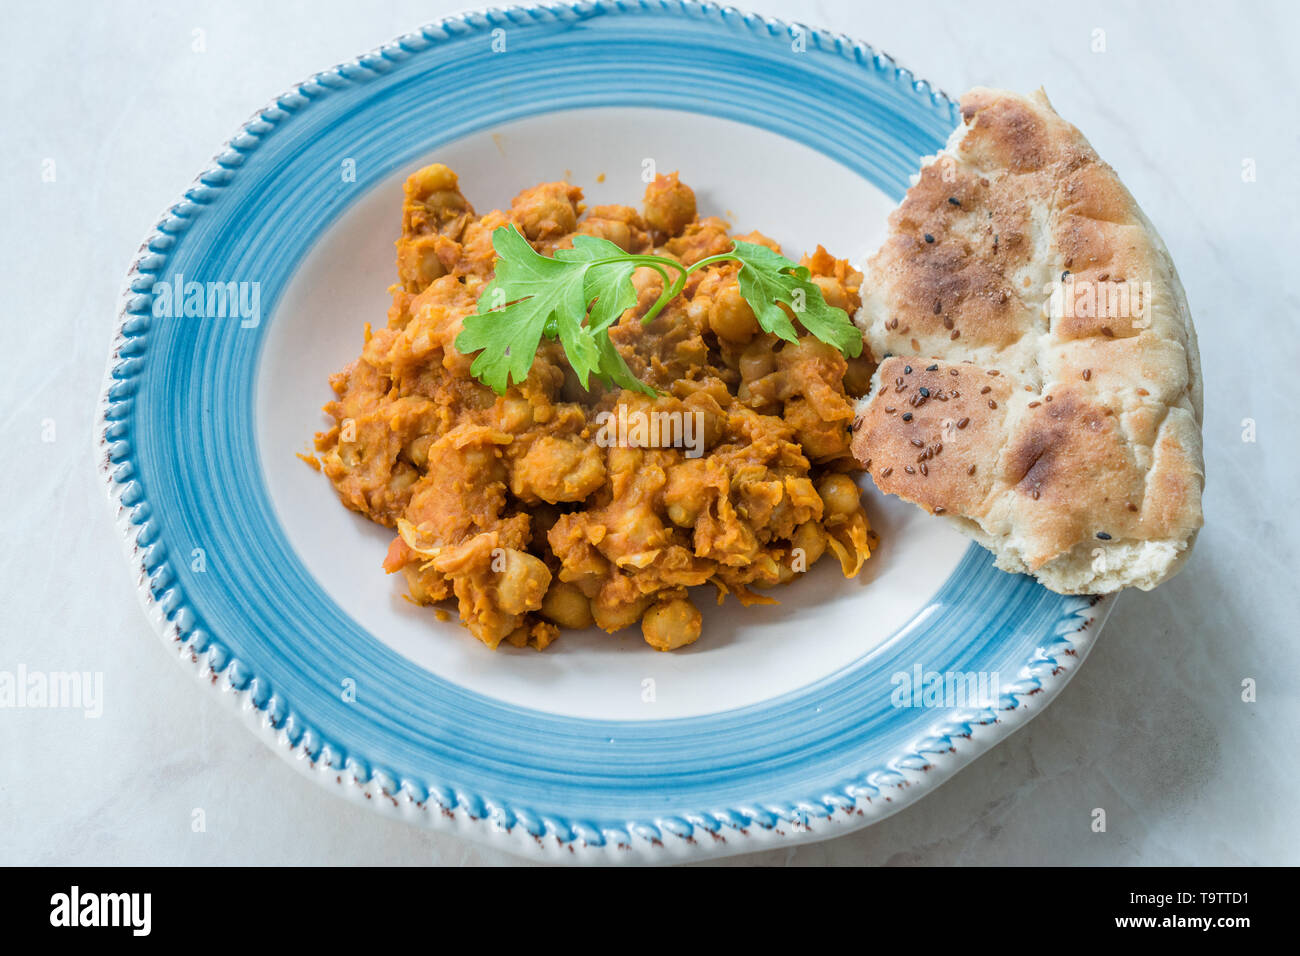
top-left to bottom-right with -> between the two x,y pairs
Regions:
455,224 -> 863,396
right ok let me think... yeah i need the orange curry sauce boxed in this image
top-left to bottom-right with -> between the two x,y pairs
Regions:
312,165 -> 876,651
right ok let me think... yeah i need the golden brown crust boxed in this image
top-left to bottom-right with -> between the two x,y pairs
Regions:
853,358 -> 1013,517
852,88 -> 1204,593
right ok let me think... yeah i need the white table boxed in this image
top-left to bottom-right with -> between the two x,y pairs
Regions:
3,0 -> 1296,865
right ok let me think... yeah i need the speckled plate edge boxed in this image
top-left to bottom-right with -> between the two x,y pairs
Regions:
94,0 -> 1116,864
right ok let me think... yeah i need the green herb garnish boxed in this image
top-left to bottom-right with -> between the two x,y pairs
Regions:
454,224 -> 862,395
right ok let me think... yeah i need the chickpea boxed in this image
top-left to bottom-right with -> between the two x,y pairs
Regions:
408,163 -> 458,197
398,240 -> 446,289
632,265 -> 664,302
403,165 -> 472,241
817,473 -> 862,517
579,217 -> 632,251
708,285 -> 759,343
642,173 -> 696,238
592,593 -> 654,633
738,375 -> 779,413
791,521 -> 828,568
494,549 -> 551,616
749,553 -> 786,588
403,566 -> 446,605
404,434 -> 433,469
681,390 -> 724,451
540,581 -> 594,630
387,461 -> 419,495
641,596 -> 702,651
663,460 -> 708,527
685,293 -> 711,328
513,435 -> 605,503
785,395 -> 850,461
812,275 -> 849,310
513,182 -> 580,240
497,395 -> 535,432
738,337 -> 777,381
666,502 -> 695,528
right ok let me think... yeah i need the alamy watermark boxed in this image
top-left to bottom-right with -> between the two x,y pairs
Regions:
0,665 -> 103,718
594,405 -> 704,458
1043,275 -> 1152,329
151,273 -> 261,328
891,663 -> 1000,709
50,886 -> 150,936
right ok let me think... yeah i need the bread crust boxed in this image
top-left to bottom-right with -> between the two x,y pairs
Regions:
851,88 -> 1204,593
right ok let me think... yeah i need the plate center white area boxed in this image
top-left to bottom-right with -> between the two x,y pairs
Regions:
257,107 -> 969,720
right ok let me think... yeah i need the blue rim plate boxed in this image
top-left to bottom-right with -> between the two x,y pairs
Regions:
97,0 -> 1113,863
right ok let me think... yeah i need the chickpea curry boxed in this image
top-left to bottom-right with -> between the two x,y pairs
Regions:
310,164 -> 878,652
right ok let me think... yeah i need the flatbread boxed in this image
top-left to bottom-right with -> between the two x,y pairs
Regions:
851,87 -> 1203,593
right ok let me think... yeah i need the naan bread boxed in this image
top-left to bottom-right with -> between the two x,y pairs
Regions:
851,88 -> 1203,593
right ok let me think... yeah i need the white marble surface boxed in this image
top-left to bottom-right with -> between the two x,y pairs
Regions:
2,0 -> 1297,866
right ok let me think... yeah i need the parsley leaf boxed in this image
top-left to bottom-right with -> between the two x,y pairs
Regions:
557,237 -> 654,394
593,331 -> 656,396
730,241 -> 864,358
455,226 -> 578,393
454,224 -> 863,397
554,235 -> 639,334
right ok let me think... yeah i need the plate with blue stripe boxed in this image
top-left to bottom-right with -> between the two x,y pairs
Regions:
98,1 -> 1111,863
